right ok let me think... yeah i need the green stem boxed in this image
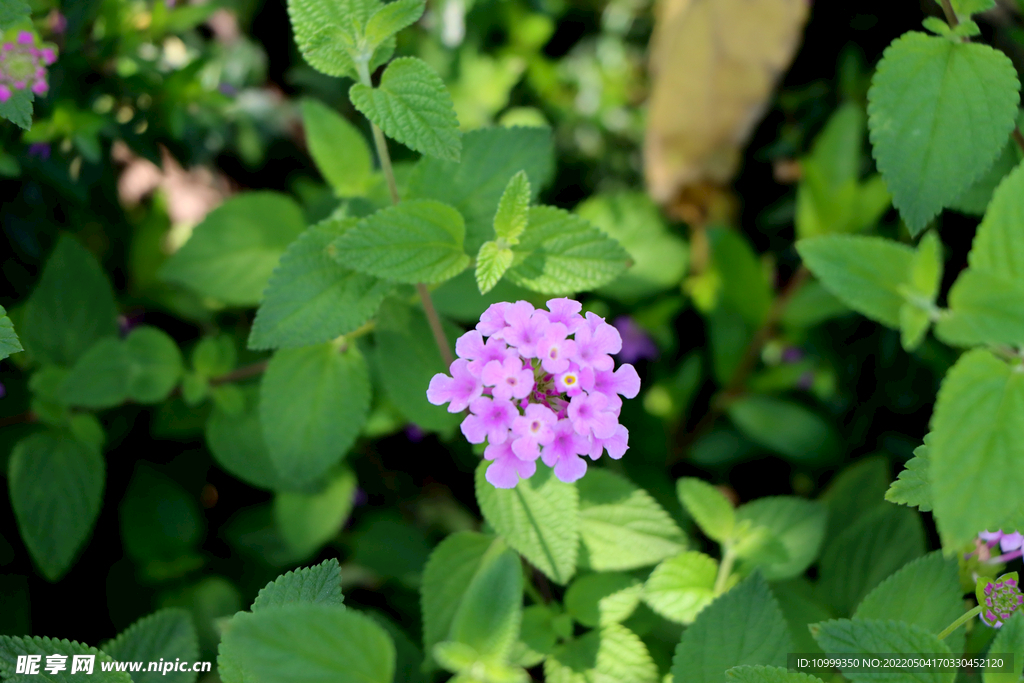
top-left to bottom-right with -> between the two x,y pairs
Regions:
714,546 -> 737,595
938,606 -> 982,640
939,0 -> 959,26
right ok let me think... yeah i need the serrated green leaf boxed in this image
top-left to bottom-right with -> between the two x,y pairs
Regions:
206,385 -> 286,491
252,558 -> 344,611
350,57 -> 461,162
578,470 -> 686,572
250,218 -> 392,350
671,573 -> 791,683
475,241 -> 514,294
22,235 -> 119,367
301,99 -> 374,197
565,572 -> 642,628
0,0 -> 31,30
677,477 -> 735,543
332,199 -> 469,284
364,0 -> 424,48
797,235 -> 915,328
952,0 -> 995,16
125,326 -> 184,403
985,611 -> 1024,683
969,162 -> 1024,280
545,623 -> 658,683
274,467 -> 357,558
0,87 -> 34,130
727,665 -> 825,683
505,206 -> 629,295
287,0 -> 393,80
260,342 -> 371,487
160,192 -> 306,307
736,497 -> 827,580
812,618 -> 953,683
0,635 -> 131,682
885,441 -> 933,512
102,609 -> 199,683
218,604 -> 394,683
867,31 -> 1019,234
475,462 -> 579,584
928,348 -> 1024,548
0,304 -> 22,361
493,170 -> 531,243
8,431 -> 104,581
642,551 -> 717,625
448,541 -> 523,660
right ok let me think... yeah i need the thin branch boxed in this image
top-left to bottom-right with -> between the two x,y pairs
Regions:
209,360 -> 269,386
939,0 -> 959,27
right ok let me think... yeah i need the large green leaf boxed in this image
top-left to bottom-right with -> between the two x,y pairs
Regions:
301,99 -> 374,196
274,467 -> 357,558
812,618 -> 953,683
475,462 -> 579,585
447,541 -> 523,660
565,572 -> 642,628
8,431 -> 104,581
885,441 -> 933,512
286,0 -> 392,80
736,496 -> 827,580
728,666 -> 824,683
124,327 -> 184,403
867,31 -> 1019,234
642,551 -> 718,624
968,163 -> 1024,280
60,338 -> 131,409
0,636 -> 131,682
0,304 -> 23,361
159,192 -> 306,306
102,609 -> 199,683
251,558 -> 344,611
205,385 -> 286,491
544,623 -> 658,683
349,57 -> 461,162
260,342 -> 371,487
928,349 -> 1024,548
727,396 -> 838,463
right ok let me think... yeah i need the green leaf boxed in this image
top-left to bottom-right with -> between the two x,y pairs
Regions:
711,227 -> 772,327
274,467 -> 357,558
475,461 -> 579,585
218,604 -> 395,683
952,0 -> 995,16
727,396 -> 839,463
120,464 -> 204,562
736,497 -> 827,580
124,327 -> 184,403
102,609 -> 199,683
771,579 -> 832,655
812,618 -> 953,683
286,0 -> 392,80
967,163 -> 1024,280
301,99 -> 374,197
333,199 -> 469,284
0,0 -> 31,30
8,431 -> 104,581
867,31 -> 1019,234
886,441 -> 933,512
0,304 -> 23,361
364,0 -> 424,48
565,572 -> 643,628
0,87 -> 34,130
192,335 -> 237,378
0,636 -> 131,683
421,531 -> 496,666
476,241 -> 514,294
260,342 -> 371,487
820,456 -> 891,541
60,338 -> 131,408
22,235 -> 119,367
985,611 -> 1024,683
448,541 -> 523,660
493,170 -> 531,243
641,551 -> 718,625
544,623 -> 658,683
206,386 -> 286,491
406,127 -> 555,254
505,206 -> 629,295
928,348 -> 1024,548
797,235 -> 915,328
250,218 -> 392,350
728,666 -> 825,683
817,504 -> 925,615
252,558 -> 344,611
349,57 -> 461,162
677,477 -> 735,543
159,192 -> 306,306
671,573 -> 791,683
578,469 -> 687,571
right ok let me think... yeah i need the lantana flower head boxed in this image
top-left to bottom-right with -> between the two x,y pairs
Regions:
0,30 -> 57,102
427,299 -> 640,489
977,572 -> 1024,628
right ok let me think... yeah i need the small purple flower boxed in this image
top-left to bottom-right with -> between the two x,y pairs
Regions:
981,530 -> 1024,553
536,324 -> 576,374
0,382 -> 6,399
477,302 -> 511,337
503,301 -> 551,358
540,419 -> 589,483
0,85 -> 9,103
781,346 -> 804,364
554,365 -> 585,395
353,487 -> 369,506
484,440 -> 537,489
16,31 -> 32,46
456,330 -> 512,375
590,364 -> 641,411
584,424 -> 629,460
977,572 -> 1024,628
405,424 -> 425,442
427,359 -> 483,412
546,298 -> 585,333
573,312 -> 621,371
511,403 -> 557,460
461,396 -> 517,445
613,317 -> 659,363
481,356 -> 534,401
567,391 -> 618,439
49,11 -> 67,36
0,30 -> 57,100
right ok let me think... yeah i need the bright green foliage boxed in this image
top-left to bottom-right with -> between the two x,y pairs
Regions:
886,441 -> 933,512
577,469 -> 686,571
728,665 -> 824,683
160,192 -> 306,306
577,191 -> 689,302
671,573 -> 791,683
677,477 -> 735,543
985,611 -> 1024,683
250,218 -> 392,349
218,604 -> 395,683
513,604 -> 560,666
21,235 -> 119,367
350,57 -> 461,161
493,171 -> 531,243
205,386 -> 285,491
544,623 -> 658,683
867,31 -> 1019,234
475,462 -> 579,584
301,99 -> 375,196
728,396 -> 838,463
817,505 -> 925,615
102,609 -> 200,683
952,0 -> 996,16
259,342 -> 371,487
505,206 -> 629,295
0,304 -> 22,361
565,572 -> 642,627
797,235 -> 915,328
251,558 -> 344,611
899,230 -> 943,350
0,0 -> 31,30
476,241 -> 515,294
966,163 -> 1024,278
0,636 -> 131,683
332,199 -> 470,284
286,0 -> 393,80
928,349 -> 1024,549
406,127 -> 554,253
274,467 -> 357,558
812,619 -> 953,683
8,431 -> 104,581
446,541 -> 523,661
364,0 -> 424,49
642,551 -> 718,624
736,497 -> 827,580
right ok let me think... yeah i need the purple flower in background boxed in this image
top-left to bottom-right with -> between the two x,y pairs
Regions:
977,573 -> 1024,628
782,346 -> 804,363
613,317 -> 659,363
48,10 -> 67,35
405,424 -> 424,442
27,143 -> 50,160
0,382 -> 6,399
0,30 -> 58,103
427,298 -> 640,488
981,530 -> 1024,553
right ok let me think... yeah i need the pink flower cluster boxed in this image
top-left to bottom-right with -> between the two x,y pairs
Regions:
427,299 -> 640,488
0,31 -> 57,103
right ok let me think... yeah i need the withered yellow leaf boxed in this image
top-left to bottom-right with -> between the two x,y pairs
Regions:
645,0 -> 809,212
